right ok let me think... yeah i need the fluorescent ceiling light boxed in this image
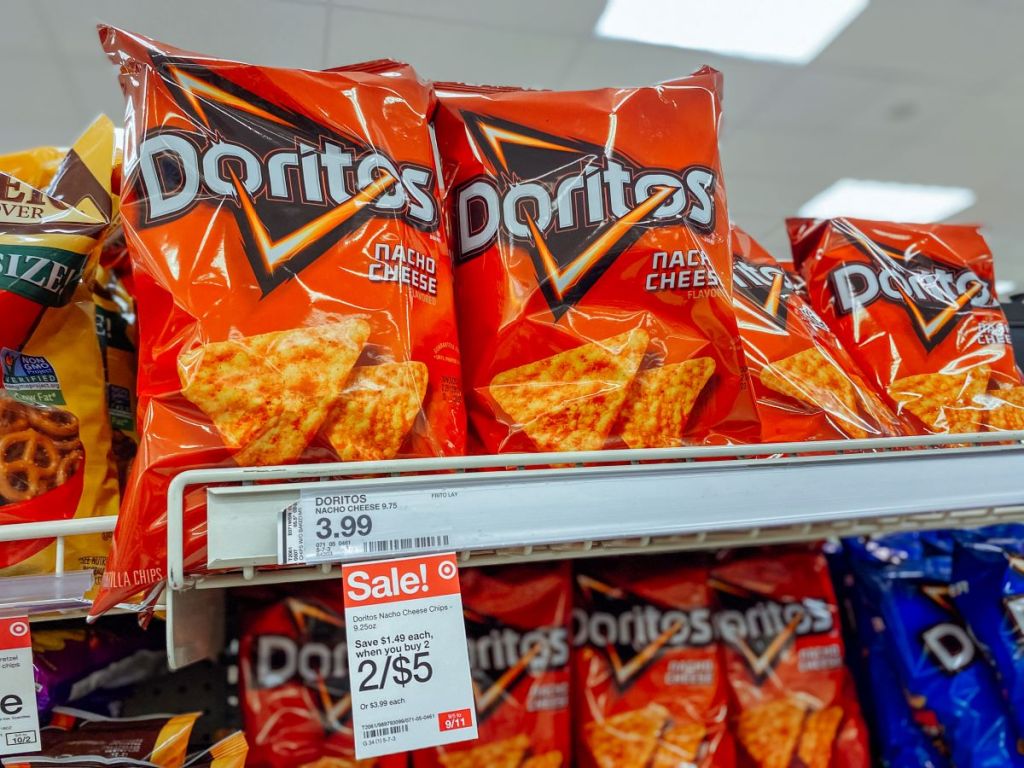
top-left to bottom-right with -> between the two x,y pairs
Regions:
996,280 -> 1017,297
798,179 -> 976,222
595,0 -> 869,64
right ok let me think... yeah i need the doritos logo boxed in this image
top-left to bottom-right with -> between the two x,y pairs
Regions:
920,583 -> 977,674
828,223 -> 997,350
132,57 -> 438,295
465,622 -> 570,676
453,113 -> 717,317
732,252 -> 802,327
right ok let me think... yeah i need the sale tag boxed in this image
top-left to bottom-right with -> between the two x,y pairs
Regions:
342,552 -> 477,758
0,616 -> 39,755
280,489 -> 454,565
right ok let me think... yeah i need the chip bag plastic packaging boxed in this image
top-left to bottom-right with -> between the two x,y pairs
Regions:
93,27 -> 466,614
731,225 -> 902,442
0,116 -> 119,580
434,73 -> 758,454
710,546 -> 869,768
846,533 -> 1024,768
574,555 -> 734,768
828,540 -> 950,768
789,218 -> 1024,435
237,586 -> 407,768
951,525 -> 1024,744
414,562 -> 572,768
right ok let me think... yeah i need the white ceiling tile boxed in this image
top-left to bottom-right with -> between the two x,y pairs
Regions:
1,5 -> 51,56
0,53 -> 88,151
325,8 -> 574,87
740,69 -> 879,132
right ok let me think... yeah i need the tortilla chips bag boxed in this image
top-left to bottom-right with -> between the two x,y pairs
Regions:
92,28 -> 466,614
434,73 -> 757,454
789,218 -> 1024,435
0,117 -> 119,580
414,562 -> 572,768
711,547 -> 869,768
574,556 -> 734,768
731,225 -> 902,442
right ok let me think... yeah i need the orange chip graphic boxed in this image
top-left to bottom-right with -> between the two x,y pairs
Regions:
759,347 -> 869,439
797,706 -> 844,768
323,361 -> 428,461
735,699 -> 805,768
617,357 -> 715,448
888,365 -> 990,434
585,703 -> 669,768
988,387 -> 1024,431
488,329 -> 648,452
521,752 -> 563,768
439,734 -> 530,768
179,320 -> 370,466
652,721 -> 706,768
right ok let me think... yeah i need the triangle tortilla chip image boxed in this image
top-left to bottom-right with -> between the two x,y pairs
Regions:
323,361 -> 428,462
179,319 -> 370,466
888,365 -> 990,434
488,329 -> 648,452
988,386 -> 1024,431
652,721 -> 706,768
797,706 -> 844,768
735,698 -> 805,768
438,734 -> 529,768
584,703 -> 669,768
617,357 -> 715,448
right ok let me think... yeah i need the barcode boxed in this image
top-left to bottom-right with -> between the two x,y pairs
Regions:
363,724 -> 409,738
362,535 -> 450,553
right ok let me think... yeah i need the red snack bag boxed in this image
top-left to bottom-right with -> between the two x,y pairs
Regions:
789,218 -> 1024,435
573,556 -> 734,768
92,27 -> 465,614
238,588 -> 406,768
731,225 -> 902,442
433,74 -> 758,454
711,547 -> 869,768
413,562 -> 572,768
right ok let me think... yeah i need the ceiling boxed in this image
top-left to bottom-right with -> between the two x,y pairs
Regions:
6,0 -> 1022,290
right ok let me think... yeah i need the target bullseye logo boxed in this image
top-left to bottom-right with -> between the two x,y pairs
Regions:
437,560 -> 457,580
8,621 -> 28,638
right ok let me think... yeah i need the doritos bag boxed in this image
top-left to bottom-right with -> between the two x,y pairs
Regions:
414,562 -> 571,768
0,117 -> 119,580
790,218 -> 1024,434
847,534 -> 1024,768
710,547 -> 869,768
951,525 -> 1024,744
731,225 -> 902,441
574,555 -> 734,768
237,588 -> 406,768
93,27 -> 466,613
434,74 -> 757,454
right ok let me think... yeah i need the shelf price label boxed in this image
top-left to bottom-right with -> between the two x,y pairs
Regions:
0,617 -> 39,756
279,488 -> 456,565
343,552 -> 477,758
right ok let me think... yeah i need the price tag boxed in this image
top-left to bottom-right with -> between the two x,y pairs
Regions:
279,489 -> 454,565
343,552 -> 477,758
0,617 -> 39,755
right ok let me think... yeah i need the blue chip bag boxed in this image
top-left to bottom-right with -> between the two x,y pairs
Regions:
952,524 -> 1024,747
847,533 -> 1023,768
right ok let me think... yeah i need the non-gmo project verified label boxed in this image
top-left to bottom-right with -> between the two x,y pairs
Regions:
0,348 -> 64,406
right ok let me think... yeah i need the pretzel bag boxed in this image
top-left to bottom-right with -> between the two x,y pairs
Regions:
92,28 -> 466,614
789,218 -> 1024,435
237,588 -> 406,768
434,73 -> 757,454
731,225 -> 902,442
414,562 -> 572,768
710,547 -> 869,768
573,556 -> 734,768
0,117 -> 118,578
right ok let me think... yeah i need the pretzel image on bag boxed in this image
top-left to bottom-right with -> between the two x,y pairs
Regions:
0,116 -> 119,580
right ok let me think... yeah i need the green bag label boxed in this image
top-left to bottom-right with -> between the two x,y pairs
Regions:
0,245 -> 85,307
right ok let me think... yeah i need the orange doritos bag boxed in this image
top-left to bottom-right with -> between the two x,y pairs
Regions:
92,27 -> 465,614
414,562 -> 572,768
731,225 -> 903,442
433,74 -> 757,454
711,547 -> 869,768
574,556 -> 734,768
0,117 -> 119,580
790,218 -> 1024,435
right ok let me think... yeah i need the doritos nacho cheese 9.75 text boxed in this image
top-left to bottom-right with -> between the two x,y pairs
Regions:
434,73 -> 757,454
92,28 -> 466,614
